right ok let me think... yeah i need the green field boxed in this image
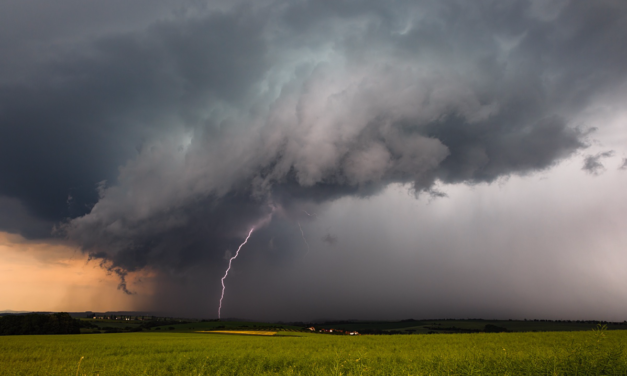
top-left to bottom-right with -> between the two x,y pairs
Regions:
2,325 -> 627,375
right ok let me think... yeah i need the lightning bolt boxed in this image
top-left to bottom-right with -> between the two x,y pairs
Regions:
218,227 -> 255,319
297,221 -> 310,253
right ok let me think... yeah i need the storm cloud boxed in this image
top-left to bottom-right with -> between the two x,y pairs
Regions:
2,0 -> 627,319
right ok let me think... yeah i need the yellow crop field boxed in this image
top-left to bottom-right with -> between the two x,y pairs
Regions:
196,330 -> 277,336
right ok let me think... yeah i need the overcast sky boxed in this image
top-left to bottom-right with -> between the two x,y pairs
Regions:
1,0 -> 626,321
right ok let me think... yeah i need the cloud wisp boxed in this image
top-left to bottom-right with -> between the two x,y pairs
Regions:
582,151 -> 615,175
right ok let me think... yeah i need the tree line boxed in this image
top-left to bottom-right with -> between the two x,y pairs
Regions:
0,313 -> 80,335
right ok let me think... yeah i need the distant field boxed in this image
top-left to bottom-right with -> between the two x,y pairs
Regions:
76,318 -> 302,334
318,319 -> 627,334
81,319 -> 142,329
197,330 -> 277,336
149,320 -> 301,332
81,317 -> 627,335
1,326 -> 627,375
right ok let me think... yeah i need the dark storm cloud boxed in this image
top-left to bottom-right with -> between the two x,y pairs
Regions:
67,192 -> 274,272
0,9 -> 268,236
582,151 -> 615,175
0,197 -> 51,238
2,0 -> 627,288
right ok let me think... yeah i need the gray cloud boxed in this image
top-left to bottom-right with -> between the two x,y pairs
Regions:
2,0 -> 627,317
322,234 -> 338,246
582,151 -> 615,175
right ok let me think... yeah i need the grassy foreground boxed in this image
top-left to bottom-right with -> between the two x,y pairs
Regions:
1,328 -> 626,375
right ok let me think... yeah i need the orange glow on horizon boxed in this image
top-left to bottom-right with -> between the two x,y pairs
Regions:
0,232 -> 154,312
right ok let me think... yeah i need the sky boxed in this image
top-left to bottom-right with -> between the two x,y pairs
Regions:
1,0 -> 626,322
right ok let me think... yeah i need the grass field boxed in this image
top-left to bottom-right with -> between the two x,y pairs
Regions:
1,325 -> 627,375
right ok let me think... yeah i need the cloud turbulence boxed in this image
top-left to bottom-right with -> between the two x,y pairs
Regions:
1,0 -> 627,319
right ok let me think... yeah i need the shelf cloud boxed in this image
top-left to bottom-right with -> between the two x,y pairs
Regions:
2,0 -> 627,319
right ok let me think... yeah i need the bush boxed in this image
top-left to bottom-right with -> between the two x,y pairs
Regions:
484,324 -> 509,333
